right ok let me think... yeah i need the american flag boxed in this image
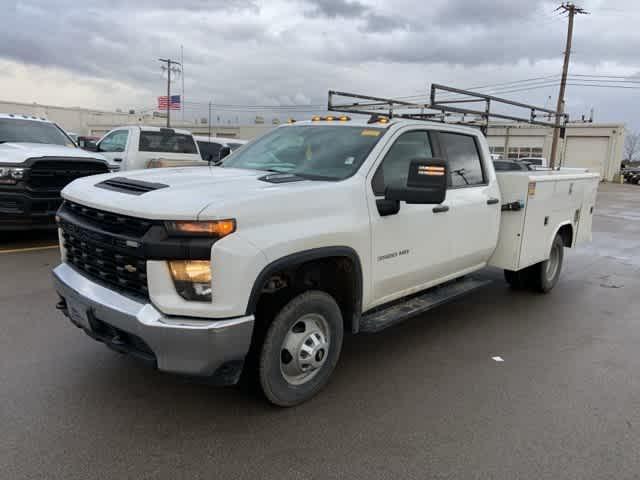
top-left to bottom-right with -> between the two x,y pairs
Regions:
158,95 -> 181,110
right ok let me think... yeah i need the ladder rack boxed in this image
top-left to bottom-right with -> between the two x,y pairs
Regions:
328,84 -> 568,134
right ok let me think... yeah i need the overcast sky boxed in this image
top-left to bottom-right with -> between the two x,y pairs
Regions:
2,0 -> 639,129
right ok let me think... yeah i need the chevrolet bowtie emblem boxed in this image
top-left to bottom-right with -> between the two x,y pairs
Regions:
124,264 -> 137,273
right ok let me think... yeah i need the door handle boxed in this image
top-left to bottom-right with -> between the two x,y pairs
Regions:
487,198 -> 499,205
432,205 -> 449,213
114,158 -> 123,162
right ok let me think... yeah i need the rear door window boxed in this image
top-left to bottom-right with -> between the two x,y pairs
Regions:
139,131 -> 198,154
439,132 -> 485,187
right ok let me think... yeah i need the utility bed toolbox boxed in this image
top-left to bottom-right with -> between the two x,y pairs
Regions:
489,170 -> 600,271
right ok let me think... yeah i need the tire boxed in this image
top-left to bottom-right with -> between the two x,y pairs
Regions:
259,290 -> 344,407
529,234 -> 564,293
504,269 -> 530,289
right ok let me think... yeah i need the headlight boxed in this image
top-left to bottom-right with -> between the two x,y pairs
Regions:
168,260 -> 212,302
165,219 -> 236,238
0,167 -> 26,185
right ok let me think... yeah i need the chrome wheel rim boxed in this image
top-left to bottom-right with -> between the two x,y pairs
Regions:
546,242 -> 561,280
280,313 -> 330,386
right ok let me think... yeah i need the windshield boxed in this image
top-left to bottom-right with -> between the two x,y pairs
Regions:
221,125 -> 385,180
0,118 -> 74,146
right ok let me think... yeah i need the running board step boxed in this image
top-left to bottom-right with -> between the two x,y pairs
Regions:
359,276 -> 492,333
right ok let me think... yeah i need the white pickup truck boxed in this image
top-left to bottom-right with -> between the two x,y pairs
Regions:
52,116 -> 599,406
0,114 -> 110,230
88,126 -> 204,171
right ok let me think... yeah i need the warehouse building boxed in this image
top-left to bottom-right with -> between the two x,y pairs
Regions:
0,99 -> 264,140
0,99 -> 625,181
487,123 -> 625,181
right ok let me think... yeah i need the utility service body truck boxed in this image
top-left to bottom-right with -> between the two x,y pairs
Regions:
52,89 -> 599,406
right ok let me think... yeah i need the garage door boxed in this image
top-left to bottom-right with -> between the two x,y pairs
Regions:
563,136 -> 609,176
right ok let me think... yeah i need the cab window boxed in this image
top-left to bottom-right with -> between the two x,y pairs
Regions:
372,130 -> 433,196
99,130 -> 128,153
139,131 -> 198,154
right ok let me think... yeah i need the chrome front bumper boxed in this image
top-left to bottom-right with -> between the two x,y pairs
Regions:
53,263 -> 254,382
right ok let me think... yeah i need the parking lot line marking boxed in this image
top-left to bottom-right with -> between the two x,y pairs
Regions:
0,245 -> 59,254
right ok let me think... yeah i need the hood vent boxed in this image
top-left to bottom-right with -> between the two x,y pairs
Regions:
96,177 -> 169,195
258,173 -> 306,184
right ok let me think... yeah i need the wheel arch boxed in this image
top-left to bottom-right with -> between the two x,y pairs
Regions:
245,246 -> 364,334
554,222 -> 575,249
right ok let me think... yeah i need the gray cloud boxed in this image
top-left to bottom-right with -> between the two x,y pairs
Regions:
434,0 -> 551,25
0,0 -> 638,130
303,0 -> 367,19
304,0 -> 410,33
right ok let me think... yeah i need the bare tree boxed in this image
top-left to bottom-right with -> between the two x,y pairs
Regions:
624,131 -> 640,164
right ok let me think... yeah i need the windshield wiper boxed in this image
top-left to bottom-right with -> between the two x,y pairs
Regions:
291,172 -> 335,181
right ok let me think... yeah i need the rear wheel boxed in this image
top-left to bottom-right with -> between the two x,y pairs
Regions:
529,234 -> 564,293
259,290 -> 343,407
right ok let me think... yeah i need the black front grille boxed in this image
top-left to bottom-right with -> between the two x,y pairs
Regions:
64,201 -> 153,236
59,202 -> 154,299
31,198 -> 63,214
0,198 -> 21,213
27,158 -> 109,191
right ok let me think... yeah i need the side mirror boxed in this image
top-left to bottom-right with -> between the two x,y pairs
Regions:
218,146 -> 231,161
84,141 -> 99,152
385,158 -> 448,205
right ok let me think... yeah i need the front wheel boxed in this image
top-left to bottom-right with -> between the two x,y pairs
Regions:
259,290 -> 343,407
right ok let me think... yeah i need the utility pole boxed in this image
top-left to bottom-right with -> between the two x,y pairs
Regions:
208,101 -> 212,140
549,3 -> 589,169
158,57 -> 181,128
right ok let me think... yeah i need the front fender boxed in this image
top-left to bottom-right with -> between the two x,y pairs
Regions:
244,246 -> 364,330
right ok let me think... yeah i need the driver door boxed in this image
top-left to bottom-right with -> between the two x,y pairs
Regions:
97,129 -> 129,169
368,129 -> 456,308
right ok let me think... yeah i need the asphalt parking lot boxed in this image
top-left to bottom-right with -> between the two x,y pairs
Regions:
2,182 -> 639,479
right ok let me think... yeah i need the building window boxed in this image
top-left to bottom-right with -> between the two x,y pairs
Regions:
507,146 -> 544,159
489,146 -> 505,156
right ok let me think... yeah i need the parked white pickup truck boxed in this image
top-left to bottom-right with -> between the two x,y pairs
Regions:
0,114 -> 110,230
53,116 -> 599,406
88,126 -> 204,170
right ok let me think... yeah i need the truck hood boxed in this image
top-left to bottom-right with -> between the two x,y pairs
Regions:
0,142 -> 108,164
62,166 -> 344,220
